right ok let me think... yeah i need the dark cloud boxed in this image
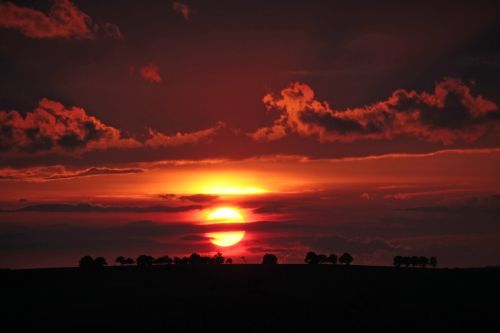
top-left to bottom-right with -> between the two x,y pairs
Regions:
252,202 -> 287,214
1,203 -> 203,213
179,234 -> 209,242
0,0 -> 122,40
406,195 -> 500,214
179,194 -> 219,203
0,165 -> 144,182
101,22 -> 123,40
46,167 -> 144,179
251,78 -> 499,145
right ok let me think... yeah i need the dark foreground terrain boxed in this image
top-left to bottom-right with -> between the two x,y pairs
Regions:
2,265 -> 500,332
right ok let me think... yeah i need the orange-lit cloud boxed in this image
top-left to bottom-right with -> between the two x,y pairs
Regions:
0,0 -> 122,40
172,1 -> 191,21
0,165 -> 144,182
0,98 -> 140,155
0,99 -> 225,156
145,122 -> 225,147
251,78 -> 499,145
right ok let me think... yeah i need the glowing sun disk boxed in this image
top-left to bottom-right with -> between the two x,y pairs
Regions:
206,207 -> 246,247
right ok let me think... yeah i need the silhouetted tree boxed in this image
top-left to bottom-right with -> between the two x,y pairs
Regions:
317,254 -> 328,264
326,254 -> 338,265
79,255 -> 95,269
94,257 -> 107,268
419,256 -> 429,268
225,258 -> 233,264
136,255 -> 154,267
430,257 -> 437,268
174,256 -> 189,265
393,256 -> 403,268
189,253 -> 203,264
262,253 -> 278,265
402,256 -> 411,267
339,252 -> 353,265
410,256 -> 420,267
305,251 -> 319,264
155,256 -> 172,265
115,256 -> 126,265
212,252 -> 225,264
125,257 -> 135,265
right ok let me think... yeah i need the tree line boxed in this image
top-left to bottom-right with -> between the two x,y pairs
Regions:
79,251 -> 356,268
79,252 -> 437,268
393,256 -> 437,268
304,251 -> 354,265
79,252 -> 232,268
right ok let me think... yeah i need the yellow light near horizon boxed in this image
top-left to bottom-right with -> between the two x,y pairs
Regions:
203,186 -> 267,195
206,207 -> 245,247
183,172 -> 269,195
206,207 -> 245,222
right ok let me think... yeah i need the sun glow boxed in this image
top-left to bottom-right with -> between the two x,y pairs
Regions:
182,172 -> 270,195
206,207 -> 246,247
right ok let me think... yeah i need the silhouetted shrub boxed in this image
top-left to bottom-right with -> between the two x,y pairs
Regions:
305,251 -> 319,264
262,253 -> 278,265
94,257 -> 107,268
305,252 -> 334,264
79,256 -> 107,269
419,256 -> 429,268
393,256 -> 436,268
326,254 -> 338,264
339,253 -> 353,265
393,256 -> 403,267
225,258 -> 233,264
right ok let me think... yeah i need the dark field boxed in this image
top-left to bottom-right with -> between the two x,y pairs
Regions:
2,265 -> 500,332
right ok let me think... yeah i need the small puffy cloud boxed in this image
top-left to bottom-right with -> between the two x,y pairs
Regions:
250,78 -> 499,145
172,1 -> 191,21
131,64 -> 162,83
145,122 -> 225,148
0,98 -> 140,155
0,0 -> 122,40
360,192 -> 372,200
101,22 -> 124,40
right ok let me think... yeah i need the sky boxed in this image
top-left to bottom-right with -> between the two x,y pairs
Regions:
1,0 -> 500,268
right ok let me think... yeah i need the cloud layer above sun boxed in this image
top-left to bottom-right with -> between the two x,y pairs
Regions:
0,99 -> 224,156
251,78 -> 499,144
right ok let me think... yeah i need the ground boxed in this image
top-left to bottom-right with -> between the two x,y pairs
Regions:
2,265 -> 499,332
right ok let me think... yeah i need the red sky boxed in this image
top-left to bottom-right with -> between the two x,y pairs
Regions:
1,0 -> 500,268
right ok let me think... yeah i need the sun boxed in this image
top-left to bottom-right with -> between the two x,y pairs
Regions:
205,207 -> 246,247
